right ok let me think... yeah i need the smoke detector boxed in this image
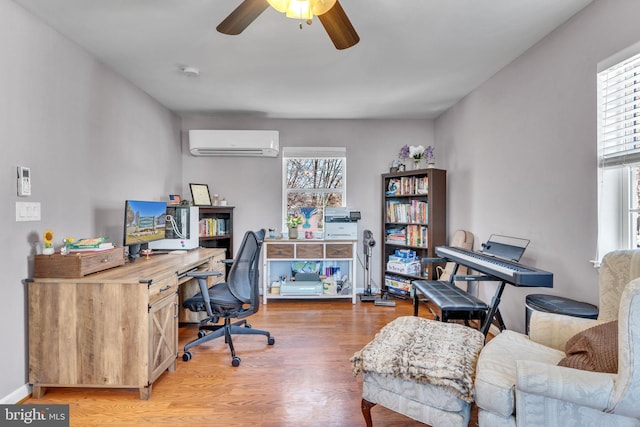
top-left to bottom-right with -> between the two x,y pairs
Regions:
181,66 -> 200,77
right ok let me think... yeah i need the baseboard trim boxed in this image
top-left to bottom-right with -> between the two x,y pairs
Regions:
1,384 -> 31,404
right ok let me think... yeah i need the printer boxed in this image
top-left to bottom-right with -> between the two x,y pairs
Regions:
324,207 -> 361,240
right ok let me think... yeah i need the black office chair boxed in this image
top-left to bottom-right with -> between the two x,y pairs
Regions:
182,229 -> 274,366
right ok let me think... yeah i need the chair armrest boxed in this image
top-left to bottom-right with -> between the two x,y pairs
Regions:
528,311 -> 604,350
516,360 -> 615,411
186,270 -> 223,279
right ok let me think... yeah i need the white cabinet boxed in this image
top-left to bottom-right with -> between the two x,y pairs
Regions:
262,239 -> 357,304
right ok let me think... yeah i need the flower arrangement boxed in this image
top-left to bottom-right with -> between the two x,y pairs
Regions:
399,144 -> 435,167
286,214 -> 303,229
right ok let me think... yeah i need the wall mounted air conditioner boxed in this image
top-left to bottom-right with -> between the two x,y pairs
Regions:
189,130 -> 279,157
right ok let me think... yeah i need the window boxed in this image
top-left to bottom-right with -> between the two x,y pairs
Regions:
282,147 -> 346,234
597,49 -> 640,259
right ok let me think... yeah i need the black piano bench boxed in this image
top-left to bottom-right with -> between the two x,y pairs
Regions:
413,280 -> 489,327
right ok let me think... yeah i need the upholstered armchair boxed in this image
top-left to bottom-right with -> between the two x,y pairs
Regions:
474,249 -> 640,426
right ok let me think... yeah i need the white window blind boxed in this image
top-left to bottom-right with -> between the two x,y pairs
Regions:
599,52 -> 640,167
597,49 -> 640,263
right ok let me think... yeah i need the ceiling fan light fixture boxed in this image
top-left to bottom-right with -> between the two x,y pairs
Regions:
285,0 -> 313,20
310,0 -> 337,15
266,0 -> 288,13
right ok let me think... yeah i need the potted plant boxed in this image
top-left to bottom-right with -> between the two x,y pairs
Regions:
286,214 -> 303,239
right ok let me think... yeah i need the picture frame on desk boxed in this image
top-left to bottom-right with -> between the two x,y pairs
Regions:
169,194 -> 181,205
189,183 -> 212,206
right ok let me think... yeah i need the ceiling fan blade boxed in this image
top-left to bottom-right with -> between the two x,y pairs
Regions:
317,1 -> 359,50
217,0 -> 270,35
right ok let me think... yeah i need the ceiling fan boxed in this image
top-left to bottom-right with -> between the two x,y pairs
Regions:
217,0 -> 360,50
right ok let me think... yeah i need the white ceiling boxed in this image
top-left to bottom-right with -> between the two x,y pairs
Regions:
14,0 -> 593,119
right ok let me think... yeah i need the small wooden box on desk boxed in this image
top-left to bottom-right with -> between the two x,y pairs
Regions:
34,247 -> 125,278
28,247 -> 224,400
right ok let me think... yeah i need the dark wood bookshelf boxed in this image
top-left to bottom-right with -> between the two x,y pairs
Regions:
381,168 -> 447,296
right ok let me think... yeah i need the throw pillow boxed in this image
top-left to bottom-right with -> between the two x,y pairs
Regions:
557,320 -> 618,373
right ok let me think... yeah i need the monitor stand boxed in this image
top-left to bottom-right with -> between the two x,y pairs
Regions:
127,243 -> 143,263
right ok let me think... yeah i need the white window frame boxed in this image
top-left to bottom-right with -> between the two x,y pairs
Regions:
597,43 -> 640,261
281,147 -> 347,234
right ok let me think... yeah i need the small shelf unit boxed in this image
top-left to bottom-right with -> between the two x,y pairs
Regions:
198,206 -> 234,259
262,239 -> 357,304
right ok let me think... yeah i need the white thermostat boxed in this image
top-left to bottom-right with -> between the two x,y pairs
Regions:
17,166 -> 31,196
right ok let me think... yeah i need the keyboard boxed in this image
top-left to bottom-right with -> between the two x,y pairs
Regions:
435,246 -> 553,287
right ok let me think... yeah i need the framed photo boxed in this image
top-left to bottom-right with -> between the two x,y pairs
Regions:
168,194 -> 181,205
189,183 -> 212,206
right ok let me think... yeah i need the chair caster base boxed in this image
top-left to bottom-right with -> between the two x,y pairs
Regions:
268,337 -> 275,345
182,352 -> 192,361
232,356 -> 241,367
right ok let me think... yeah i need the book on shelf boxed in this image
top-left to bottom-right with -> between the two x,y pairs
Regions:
386,176 -> 429,196
385,200 -> 428,224
385,225 -> 428,247
199,218 -> 229,237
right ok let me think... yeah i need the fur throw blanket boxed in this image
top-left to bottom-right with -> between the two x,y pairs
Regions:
351,316 -> 485,402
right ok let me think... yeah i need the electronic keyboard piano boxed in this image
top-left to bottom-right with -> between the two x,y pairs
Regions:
413,243 -> 553,336
435,246 -> 553,288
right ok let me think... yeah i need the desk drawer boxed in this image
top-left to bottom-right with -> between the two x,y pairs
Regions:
325,244 -> 353,258
296,244 -> 324,259
267,244 -> 294,258
148,275 -> 178,305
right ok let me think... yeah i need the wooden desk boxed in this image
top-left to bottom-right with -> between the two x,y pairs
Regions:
28,248 -> 225,400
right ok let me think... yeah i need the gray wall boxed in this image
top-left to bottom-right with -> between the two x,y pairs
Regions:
181,116 -> 435,284
435,0 -> 640,332
1,1 -> 182,401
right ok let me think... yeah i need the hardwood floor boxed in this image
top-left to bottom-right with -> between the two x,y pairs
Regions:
24,298 -> 478,426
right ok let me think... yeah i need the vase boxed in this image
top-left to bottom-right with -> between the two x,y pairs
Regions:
426,161 -> 436,169
412,159 -> 422,170
288,227 -> 298,239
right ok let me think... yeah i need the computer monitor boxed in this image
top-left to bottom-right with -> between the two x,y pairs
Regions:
123,200 -> 167,261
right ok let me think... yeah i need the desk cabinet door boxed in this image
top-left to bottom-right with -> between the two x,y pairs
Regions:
149,292 -> 178,384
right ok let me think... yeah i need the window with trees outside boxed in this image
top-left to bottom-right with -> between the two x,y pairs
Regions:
597,48 -> 640,261
282,147 -> 346,236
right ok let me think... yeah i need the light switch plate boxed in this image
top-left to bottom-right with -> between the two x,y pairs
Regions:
16,201 -> 41,222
